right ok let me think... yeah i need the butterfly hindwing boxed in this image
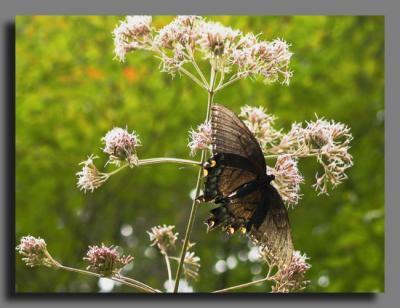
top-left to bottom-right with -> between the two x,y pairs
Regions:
202,153 -> 258,200
249,185 -> 293,268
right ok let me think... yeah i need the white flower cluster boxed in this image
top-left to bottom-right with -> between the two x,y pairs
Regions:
188,122 -> 212,157
101,127 -> 141,167
182,251 -> 201,281
268,155 -> 304,207
113,15 -> 293,84
271,250 -> 311,293
239,105 -> 282,150
147,225 -> 179,255
76,155 -> 106,193
273,116 -> 353,195
113,15 -> 153,62
16,236 -> 54,267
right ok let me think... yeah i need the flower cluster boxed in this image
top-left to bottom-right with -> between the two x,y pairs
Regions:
84,244 -> 134,276
102,127 -> 141,167
198,21 -> 241,60
272,116 -> 353,195
182,251 -> 201,281
113,15 -> 292,85
239,105 -> 282,150
188,122 -> 212,156
271,250 -> 311,293
147,225 -> 179,255
232,37 -> 293,84
153,16 -> 201,76
268,155 -> 304,207
76,155 -> 107,193
16,236 -> 56,268
113,15 -> 153,62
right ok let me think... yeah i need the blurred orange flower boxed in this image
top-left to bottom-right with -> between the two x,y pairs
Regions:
123,67 -> 138,83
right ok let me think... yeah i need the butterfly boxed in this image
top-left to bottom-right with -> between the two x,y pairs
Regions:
197,104 -> 293,268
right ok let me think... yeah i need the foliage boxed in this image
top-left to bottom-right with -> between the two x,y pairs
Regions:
16,16 -> 384,293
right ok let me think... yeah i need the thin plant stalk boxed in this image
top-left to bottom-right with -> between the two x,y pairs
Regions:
56,264 -> 158,293
214,71 -> 252,92
105,158 -> 201,178
43,248 -> 160,293
214,75 -> 240,92
179,66 -> 208,90
117,275 -> 162,293
173,64 -> 218,292
164,254 -> 173,292
212,276 -> 272,293
264,153 -> 320,159
139,157 -> 202,167
186,45 -> 209,88
213,261 -> 276,293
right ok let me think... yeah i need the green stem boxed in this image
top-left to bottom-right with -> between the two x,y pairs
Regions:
117,275 -> 162,293
179,66 -> 208,90
44,250 -> 159,293
56,264 -> 157,293
154,48 -> 207,90
105,158 -> 201,178
214,72 -> 247,92
173,66 -> 218,293
213,261 -> 276,293
212,276 -> 272,293
106,163 -> 130,176
139,157 -> 202,167
187,45 -> 209,88
164,254 -> 173,292
264,153 -> 318,159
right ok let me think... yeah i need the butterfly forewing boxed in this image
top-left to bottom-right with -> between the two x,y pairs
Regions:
211,104 -> 266,174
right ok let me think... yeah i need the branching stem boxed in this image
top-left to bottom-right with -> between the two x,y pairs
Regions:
187,45 -> 209,88
52,262 -> 159,293
179,66 -> 208,90
213,276 -> 272,293
173,64 -> 218,293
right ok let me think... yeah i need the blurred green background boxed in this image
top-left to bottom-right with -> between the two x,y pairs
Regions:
15,16 -> 384,293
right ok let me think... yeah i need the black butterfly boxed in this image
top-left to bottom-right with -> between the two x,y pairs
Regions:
197,104 -> 293,268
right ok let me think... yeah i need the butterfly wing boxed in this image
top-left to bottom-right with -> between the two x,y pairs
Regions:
203,104 -> 293,268
201,104 -> 266,200
202,153 -> 258,201
206,189 -> 263,231
210,104 -> 266,174
206,185 -> 293,268
249,185 -> 293,268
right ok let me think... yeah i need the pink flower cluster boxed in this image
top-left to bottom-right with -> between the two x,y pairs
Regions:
113,15 -> 293,84
188,122 -> 212,157
147,225 -> 179,255
268,155 -> 304,207
84,244 -> 134,276
16,236 -> 53,267
239,105 -> 281,150
271,250 -> 311,293
76,154 -> 105,193
102,127 -> 141,167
